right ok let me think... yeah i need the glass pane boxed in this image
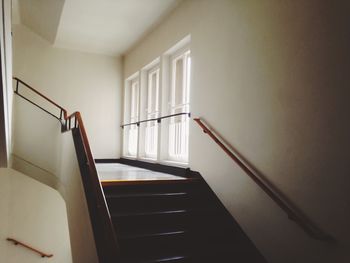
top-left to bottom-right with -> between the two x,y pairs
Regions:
168,115 -> 189,161
155,70 -> 159,112
128,124 -> 138,156
151,73 -> 157,112
147,70 -> 159,114
174,58 -> 184,106
145,120 -> 158,158
186,55 -> 191,104
168,50 -> 190,163
130,81 -> 139,121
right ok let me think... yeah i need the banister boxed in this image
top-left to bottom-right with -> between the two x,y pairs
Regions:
6,238 -> 53,258
13,77 -> 67,118
121,112 -> 191,128
194,117 -> 331,240
12,77 -> 119,262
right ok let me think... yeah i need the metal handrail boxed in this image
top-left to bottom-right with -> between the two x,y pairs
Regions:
121,112 -> 191,128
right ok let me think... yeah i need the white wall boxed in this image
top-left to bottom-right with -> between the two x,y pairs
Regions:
13,24 -> 122,159
12,95 -> 62,181
11,23 -> 111,263
10,107 -> 99,262
123,1 -> 350,262
0,0 -> 13,167
55,132 -> 99,263
0,168 -> 72,263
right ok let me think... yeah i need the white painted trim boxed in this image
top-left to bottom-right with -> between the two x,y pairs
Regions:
163,34 -> 191,56
122,35 -> 191,167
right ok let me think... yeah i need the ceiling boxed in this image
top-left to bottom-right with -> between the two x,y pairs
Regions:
14,0 -> 181,56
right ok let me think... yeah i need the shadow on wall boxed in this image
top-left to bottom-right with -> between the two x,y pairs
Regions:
11,95 -> 99,262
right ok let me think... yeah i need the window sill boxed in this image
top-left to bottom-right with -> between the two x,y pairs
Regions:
159,159 -> 189,168
121,156 -> 189,169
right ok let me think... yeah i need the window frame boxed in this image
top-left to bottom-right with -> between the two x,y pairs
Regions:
123,72 -> 140,158
122,36 -> 191,167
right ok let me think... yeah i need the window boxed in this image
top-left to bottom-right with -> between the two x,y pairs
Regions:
124,76 -> 139,157
168,49 -> 191,162
144,66 -> 160,159
122,36 -> 191,165
169,50 -> 191,162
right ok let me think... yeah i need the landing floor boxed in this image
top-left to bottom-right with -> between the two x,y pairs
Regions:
96,163 -> 186,183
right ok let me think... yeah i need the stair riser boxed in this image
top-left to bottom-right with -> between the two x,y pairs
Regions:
103,183 -> 205,196
102,178 -> 267,263
106,195 -> 217,214
113,212 -> 231,237
119,231 -> 240,255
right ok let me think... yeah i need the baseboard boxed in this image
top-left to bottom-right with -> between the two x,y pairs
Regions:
11,154 -> 63,191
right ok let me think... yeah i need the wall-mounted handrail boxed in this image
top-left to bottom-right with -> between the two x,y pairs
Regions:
13,77 -> 68,119
194,117 -> 331,240
12,77 -> 120,262
121,112 -> 191,128
6,238 -> 53,258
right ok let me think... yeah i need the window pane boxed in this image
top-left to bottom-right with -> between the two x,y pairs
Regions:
147,69 -> 159,114
168,50 -> 191,163
145,120 -> 158,158
127,78 -> 139,157
145,68 -> 159,159
186,55 -> 191,105
174,58 -> 184,106
151,72 -> 157,112
128,125 -> 138,156
130,80 -> 139,121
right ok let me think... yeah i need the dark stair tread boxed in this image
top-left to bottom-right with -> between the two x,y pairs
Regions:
122,255 -> 188,263
102,170 -> 267,263
102,181 -> 205,196
106,192 -> 188,199
102,178 -> 199,187
112,205 -> 226,217
113,210 -> 232,237
121,242 -> 239,262
120,230 -> 186,240
118,223 -> 238,240
112,209 -> 188,218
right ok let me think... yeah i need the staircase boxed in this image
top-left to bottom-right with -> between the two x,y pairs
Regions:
12,76 -> 328,263
102,176 -> 267,263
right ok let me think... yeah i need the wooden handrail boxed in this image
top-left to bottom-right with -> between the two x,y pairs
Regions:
12,77 -> 119,262
194,117 -> 331,240
6,238 -> 53,258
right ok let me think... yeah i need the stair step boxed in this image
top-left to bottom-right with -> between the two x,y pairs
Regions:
113,209 -> 188,218
120,230 -> 186,240
103,180 -> 203,196
120,240 -> 238,262
105,193 -> 217,215
120,228 -> 238,248
105,192 -> 188,199
113,209 -> 230,238
101,168 -> 267,263
122,255 -> 188,263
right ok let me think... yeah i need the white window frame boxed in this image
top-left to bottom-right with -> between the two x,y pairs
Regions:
167,47 -> 191,163
144,65 -> 160,159
123,72 -> 140,158
122,35 -> 191,167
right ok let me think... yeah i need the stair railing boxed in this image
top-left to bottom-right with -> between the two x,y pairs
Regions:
13,77 -> 119,262
7,237 -> 53,258
194,117 -> 331,240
